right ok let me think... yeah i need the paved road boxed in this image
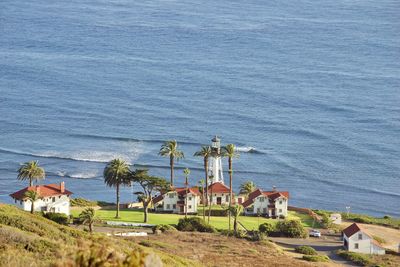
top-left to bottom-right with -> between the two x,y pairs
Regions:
269,236 -> 358,266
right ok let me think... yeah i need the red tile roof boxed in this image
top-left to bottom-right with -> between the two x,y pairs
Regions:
342,223 -> 363,238
208,182 -> 230,194
152,194 -> 164,204
174,187 -> 201,196
241,189 -> 263,208
263,191 -> 290,200
10,183 -> 72,200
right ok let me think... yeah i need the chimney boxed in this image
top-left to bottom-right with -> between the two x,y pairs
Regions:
272,185 -> 277,192
60,181 -> 65,193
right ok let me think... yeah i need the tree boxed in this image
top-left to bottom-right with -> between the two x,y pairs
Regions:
227,204 -> 243,234
24,190 -> 41,214
183,168 -> 190,218
239,181 -> 256,196
194,146 -> 212,206
222,144 -> 239,232
18,161 -> 45,187
79,208 -> 96,233
103,158 -> 130,218
130,169 -> 170,223
159,140 -> 184,186
198,179 -> 206,221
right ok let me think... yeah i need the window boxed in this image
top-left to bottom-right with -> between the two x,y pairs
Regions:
169,193 -> 174,198
188,205 -> 192,209
262,208 -> 267,214
172,204 -> 176,209
358,233 -> 362,240
225,195 -> 229,202
188,197 -> 192,201
52,197 -> 56,203
166,204 -> 170,209
279,200 -> 283,205
279,209 -> 282,213
257,208 -> 261,213
259,197 -> 264,202
354,243 -> 359,249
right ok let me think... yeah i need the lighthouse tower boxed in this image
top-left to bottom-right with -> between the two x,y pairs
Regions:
209,136 -> 224,185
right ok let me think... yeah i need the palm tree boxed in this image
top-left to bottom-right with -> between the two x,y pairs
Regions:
103,158 -> 130,218
79,208 -> 96,233
24,190 -> 41,214
159,140 -> 184,186
228,204 -> 244,234
222,144 -> 239,232
18,161 -> 45,187
198,179 -> 206,221
194,146 -> 212,206
183,168 -> 190,218
239,181 -> 256,196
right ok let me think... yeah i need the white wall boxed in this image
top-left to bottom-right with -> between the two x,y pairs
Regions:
251,196 -> 288,217
346,231 -> 385,255
17,195 -> 70,215
209,193 -> 230,205
162,191 -> 199,214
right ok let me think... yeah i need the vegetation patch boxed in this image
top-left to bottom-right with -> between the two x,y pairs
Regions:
276,220 -> 307,238
152,224 -> 177,234
177,217 -> 216,233
71,197 -> 114,207
336,249 -> 373,266
42,212 -> 69,225
302,255 -> 330,262
295,246 -> 317,255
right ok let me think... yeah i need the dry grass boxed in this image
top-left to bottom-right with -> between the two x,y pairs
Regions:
129,231 -> 319,267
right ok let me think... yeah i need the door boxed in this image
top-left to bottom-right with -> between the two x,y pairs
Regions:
217,197 -> 222,205
180,206 -> 184,213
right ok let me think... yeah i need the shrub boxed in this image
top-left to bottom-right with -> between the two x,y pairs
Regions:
259,222 -> 275,235
383,215 -> 391,219
42,213 -> 69,225
276,220 -> 307,238
321,214 -> 333,229
279,215 -> 285,219
246,231 -> 266,242
295,246 -> 317,255
152,224 -> 176,234
336,250 -> 372,266
176,217 -> 215,233
302,255 -> 329,262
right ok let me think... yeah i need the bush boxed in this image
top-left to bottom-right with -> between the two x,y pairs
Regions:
295,246 -> 317,255
246,231 -> 266,242
336,250 -> 372,266
176,217 -> 216,233
276,220 -> 307,238
302,255 -> 330,262
279,215 -> 285,219
259,222 -> 275,235
383,215 -> 391,219
152,224 -> 176,234
321,214 -> 333,229
42,213 -> 69,225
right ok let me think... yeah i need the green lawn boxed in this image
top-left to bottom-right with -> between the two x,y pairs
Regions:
71,208 -> 318,230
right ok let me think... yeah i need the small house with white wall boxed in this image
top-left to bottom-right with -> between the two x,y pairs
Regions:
153,187 -> 201,214
10,182 -> 73,216
342,223 -> 385,255
208,182 -> 232,206
242,188 -> 289,218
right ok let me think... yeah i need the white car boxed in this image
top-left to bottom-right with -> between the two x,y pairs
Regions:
309,229 -> 321,237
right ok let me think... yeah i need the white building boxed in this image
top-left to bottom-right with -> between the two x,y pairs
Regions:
242,188 -> 289,218
208,182 -> 232,206
10,182 -> 73,216
153,187 -> 201,214
209,136 -> 224,184
342,223 -> 385,255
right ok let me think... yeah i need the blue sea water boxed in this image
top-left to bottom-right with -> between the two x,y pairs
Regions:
0,0 -> 399,217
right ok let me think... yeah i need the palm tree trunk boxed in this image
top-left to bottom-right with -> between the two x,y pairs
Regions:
31,202 -> 34,214
116,183 -> 120,218
170,156 -> 174,186
202,187 -> 206,221
89,223 -> 93,233
29,177 -> 33,187
185,182 -> 188,218
143,202 -> 149,223
208,184 -> 213,223
204,157 -> 209,206
228,158 -> 233,232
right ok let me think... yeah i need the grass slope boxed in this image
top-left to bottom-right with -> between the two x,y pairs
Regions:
0,204 -> 198,267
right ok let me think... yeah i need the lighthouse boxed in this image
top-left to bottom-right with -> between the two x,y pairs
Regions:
209,136 -> 224,184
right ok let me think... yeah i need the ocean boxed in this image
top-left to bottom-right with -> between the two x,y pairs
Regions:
0,0 -> 399,217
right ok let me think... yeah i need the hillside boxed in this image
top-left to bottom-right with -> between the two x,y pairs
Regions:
0,204 -> 322,267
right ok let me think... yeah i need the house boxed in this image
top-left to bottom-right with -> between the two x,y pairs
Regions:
208,182 -> 232,205
342,223 -> 385,255
241,188 -> 289,218
10,182 -> 73,216
152,187 -> 201,214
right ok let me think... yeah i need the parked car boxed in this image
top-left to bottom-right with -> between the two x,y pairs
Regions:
309,229 -> 321,238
